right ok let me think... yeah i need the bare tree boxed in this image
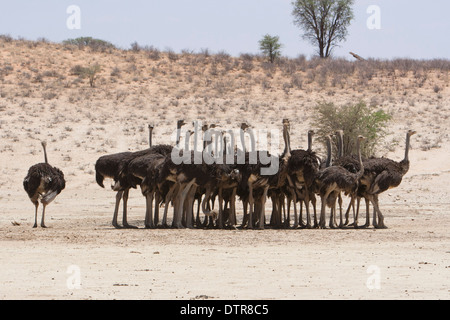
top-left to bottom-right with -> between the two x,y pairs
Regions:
292,0 -> 354,58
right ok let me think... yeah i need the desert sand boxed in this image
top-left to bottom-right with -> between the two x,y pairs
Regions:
0,38 -> 449,300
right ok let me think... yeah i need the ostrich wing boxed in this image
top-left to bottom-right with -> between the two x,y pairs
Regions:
369,170 -> 403,195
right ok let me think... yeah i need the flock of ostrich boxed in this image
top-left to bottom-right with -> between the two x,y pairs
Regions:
23,119 -> 416,230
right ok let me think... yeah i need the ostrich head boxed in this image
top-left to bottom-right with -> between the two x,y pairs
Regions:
229,168 -> 241,183
240,122 -> 250,131
407,130 -> 417,137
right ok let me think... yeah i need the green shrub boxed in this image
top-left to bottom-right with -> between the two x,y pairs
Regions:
70,64 -> 102,87
63,37 -> 115,52
312,101 -> 392,157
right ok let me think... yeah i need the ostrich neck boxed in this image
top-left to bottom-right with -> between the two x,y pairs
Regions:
239,129 -> 246,152
356,139 -> 364,179
325,139 -> 332,167
401,133 -> 412,174
176,123 -> 183,146
240,129 -> 255,152
337,132 -> 343,158
184,132 -> 191,151
149,129 -> 153,147
42,144 -> 48,164
307,132 -> 312,151
404,133 -> 411,163
283,125 -> 291,159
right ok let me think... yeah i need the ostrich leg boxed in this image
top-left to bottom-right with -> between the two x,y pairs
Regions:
258,185 -> 270,230
338,194 -> 344,228
240,200 -> 248,228
33,200 -> 39,228
161,183 -> 177,228
329,199 -> 339,229
41,205 -> 47,228
154,192 -> 161,226
361,198 -> 371,228
289,188 -> 299,229
112,191 -> 123,228
311,194 -> 318,228
304,187 -> 313,228
319,189 -> 333,229
247,182 -> 254,229
344,198 -> 353,227
229,187 -> 237,228
372,195 -> 387,229
217,186 -> 224,229
185,184 -> 197,229
144,191 -> 154,229
174,179 -> 196,229
122,188 -> 137,229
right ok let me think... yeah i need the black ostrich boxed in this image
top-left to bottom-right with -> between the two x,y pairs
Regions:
315,135 -> 365,229
95,120 -> 184,228
287,129 -> 321,228
237,119 -> 291,229
358,130 -> 416,229
23,141 -> 65,228
331,130 -> 363,227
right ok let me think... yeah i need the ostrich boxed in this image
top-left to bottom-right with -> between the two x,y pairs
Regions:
332,130 -> 362,227
287,129 -> 321,228
23,141 -> 65,228
358,130 -> 417,229
169,128 -> 240,229
115,130 -> 185,229
315,135 -> 365,229
238,119 -> 291,229
95,120 -> 185,228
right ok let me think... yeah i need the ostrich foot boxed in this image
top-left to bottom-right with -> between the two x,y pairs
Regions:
375,223 -> 388,229
123,223 -> 138,229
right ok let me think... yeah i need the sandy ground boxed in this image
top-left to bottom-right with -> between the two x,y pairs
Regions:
0,39 -> 449,300
1,148 -> 449,300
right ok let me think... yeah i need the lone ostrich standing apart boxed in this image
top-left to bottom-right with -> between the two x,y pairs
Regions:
23,141 -> 65,228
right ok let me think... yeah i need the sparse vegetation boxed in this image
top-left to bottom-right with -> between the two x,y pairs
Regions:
63,37 -> 115,52
71,64 -> 102,87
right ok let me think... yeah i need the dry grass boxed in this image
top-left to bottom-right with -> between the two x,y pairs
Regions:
0,35 -> 449,160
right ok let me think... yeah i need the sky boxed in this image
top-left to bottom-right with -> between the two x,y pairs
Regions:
0,0 -> 449,60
